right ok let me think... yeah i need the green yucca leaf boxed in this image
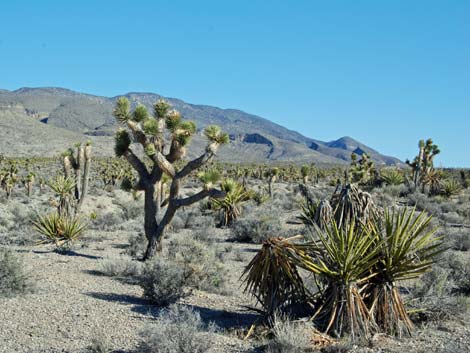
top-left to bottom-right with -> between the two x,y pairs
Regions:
48,175 -> 75,196
179,120 -> 196,134
132,104 -> 149,123
113,97 -> 130,123
165,110 -> 182,132
153,99 -> 170,119
142,118 -> 159,135
204,125 -> 229,144
33,213 -> 87,247
114,129 -> 131,157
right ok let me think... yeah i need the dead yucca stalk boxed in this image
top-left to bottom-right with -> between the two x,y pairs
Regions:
330,183 -> 378,228
242,235 -> 312,315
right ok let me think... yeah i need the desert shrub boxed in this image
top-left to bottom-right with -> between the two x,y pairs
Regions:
138,304 -> 216,353
169,214 -> 185,232
232,209 -> 282,243
91,211 -> 123,231
441,211 -> 465,225
446,227 -> 470,252
113,197 -> 143,221
0,248 -> 32,297
379,184 -> 409,198
167,235 -> 226,293
265,314 -> 313,353
127,232 -> 146,258
440,179 -> 462,197
99,257 -> 142,278
445,253 -> 470,295
380,168 -> 405,186
407,192 -> 439,214
272,192 -> 301,211
139,259 -> 187,306
409,264 -> 468,322
88,333 -> 112,353
193,228 -> 217,244
10,205 -> 36,229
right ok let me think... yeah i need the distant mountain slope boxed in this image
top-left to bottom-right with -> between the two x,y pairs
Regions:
0,87 -> 401,165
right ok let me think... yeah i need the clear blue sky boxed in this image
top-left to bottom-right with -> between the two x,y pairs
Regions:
1,1 -> 469,166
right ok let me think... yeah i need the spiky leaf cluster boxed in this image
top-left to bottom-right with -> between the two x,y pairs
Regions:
204,125 -> 229,145
115,129 -> 131,156
113,97 -> 131,123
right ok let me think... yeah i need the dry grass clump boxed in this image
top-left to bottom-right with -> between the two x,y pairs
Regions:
265,313 -> 316,353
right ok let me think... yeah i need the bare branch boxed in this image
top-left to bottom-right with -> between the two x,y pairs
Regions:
176,149 -> 216,179
150,152 -> 176,178
176,188 -> 225,208
124,149 -> 149,179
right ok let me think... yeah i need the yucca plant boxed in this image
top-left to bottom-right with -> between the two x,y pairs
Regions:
297,199 -> 333,230
439,178 -> 462,198
305,221 -> 381,338
33,213 -> 87,248
242,236 -> 311,315
368,208 -> 445,336
211,179 -> 250,226
380,168 -> 404,186
243,221 -> 381,338
197,169 -> 221,191
48,175 -> 76,217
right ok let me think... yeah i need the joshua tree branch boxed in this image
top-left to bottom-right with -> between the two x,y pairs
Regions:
124,150 -> 149,179
176,148 -> 216,179
176,188 -> 225,208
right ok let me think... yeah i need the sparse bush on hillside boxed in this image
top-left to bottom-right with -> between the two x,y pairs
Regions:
0,248 -> 32,297
138,304 -> 216,353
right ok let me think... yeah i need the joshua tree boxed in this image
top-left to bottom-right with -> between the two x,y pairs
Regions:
24,172 -> 35,197
350,152 -> 375,184
61,142 -> 92,214
113,97 -> 229,259
406,138 -> 440,190
300,164 -> 310,184
265,167 -> 279,197
1,163 -> 18,199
